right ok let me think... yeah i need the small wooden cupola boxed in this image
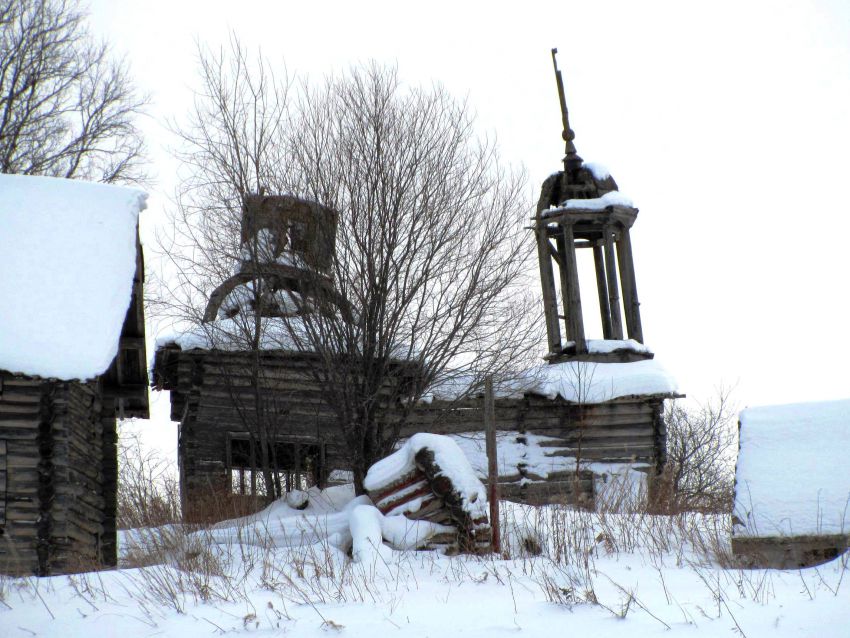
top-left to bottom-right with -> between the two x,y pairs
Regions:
535,50 -> 647,364
203,194 -> 339,322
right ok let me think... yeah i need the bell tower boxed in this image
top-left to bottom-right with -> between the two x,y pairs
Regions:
203,194 -> 338,322
535,50 -> 649,363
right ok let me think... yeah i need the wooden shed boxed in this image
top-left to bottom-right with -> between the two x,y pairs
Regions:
0,175 -> 148,575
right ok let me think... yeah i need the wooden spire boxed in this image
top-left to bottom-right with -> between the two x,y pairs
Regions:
551,48 -> 582,174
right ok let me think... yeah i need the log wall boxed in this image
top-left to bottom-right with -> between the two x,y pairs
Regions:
162,350 -> 353,512
404,395 -> 666,506
0,373 -> 116,575
158,347 -> 668,511
731,533 -> 850,570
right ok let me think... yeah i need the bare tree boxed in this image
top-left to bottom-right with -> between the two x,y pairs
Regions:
285,65 -> 538,492
155,40 -> 296,501
117,431 -> 180,529
660,388 -> 737,512
157,45 -> 539,496
0,0 -> 146,182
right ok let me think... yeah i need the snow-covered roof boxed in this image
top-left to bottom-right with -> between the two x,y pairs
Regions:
563,339 -> 652,356
155,316 -> 312,353
561,190 -> 633,210
582,161 -> 611,181
542,190 -> 634,217
427,358 -> 679,404
0,174 -> 146,381
734,398 -> 850,538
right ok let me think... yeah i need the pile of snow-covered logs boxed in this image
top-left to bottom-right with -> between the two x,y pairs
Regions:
364,433 -> 492,554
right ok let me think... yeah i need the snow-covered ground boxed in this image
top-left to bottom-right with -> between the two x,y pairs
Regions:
2,486 -> 847,637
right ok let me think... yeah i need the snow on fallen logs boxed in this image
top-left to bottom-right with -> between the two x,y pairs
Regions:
190,436 -> 493,560
349,504 -> 453,563
192,483 -> 457,562
364,433 -> 492,553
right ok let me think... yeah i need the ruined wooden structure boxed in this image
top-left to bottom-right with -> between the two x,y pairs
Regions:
154,195 -> 419,514
366,437 -> 491,554
0,178 -> 148,575
406,394 -> 668,506
420,49 -> 674,505
536,50 -> 647,362
155,347 -> 355,508
156,196 -> 341,510
203,194 -> 339,323
157,55 -> 677,514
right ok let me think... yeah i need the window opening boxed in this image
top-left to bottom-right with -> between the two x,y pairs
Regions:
227,433 -> 322,496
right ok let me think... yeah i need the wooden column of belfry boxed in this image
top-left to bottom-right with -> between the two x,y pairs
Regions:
592,245 -> 614,339
560,222 -> 586,352
602,225 -> 625,340
554,231 -> 571,336
535,212 -> 562,354
616,228 -> 643,342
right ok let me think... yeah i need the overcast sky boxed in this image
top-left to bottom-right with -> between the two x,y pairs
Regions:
86,0 -> 850,451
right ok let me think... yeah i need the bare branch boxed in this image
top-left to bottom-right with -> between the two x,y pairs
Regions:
0,0 -> 146,183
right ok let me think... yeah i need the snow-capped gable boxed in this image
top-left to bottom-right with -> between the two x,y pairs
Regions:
734,398 -> 850,537
0,174 -> 147,380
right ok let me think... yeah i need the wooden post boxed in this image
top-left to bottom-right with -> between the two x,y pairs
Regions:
535,219 -> 562,353
616,228 -> 644,343
0,439 -> 6,526
561,223 -> 586,352
318,441 -> 327,488
555,231 -> 573,341
592,244 -> 613,339
603,226 -> 624,340
484,376 -> 500,554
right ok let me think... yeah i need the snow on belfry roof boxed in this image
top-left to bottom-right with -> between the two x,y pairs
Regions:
0,174 -> 146,381
734,398 -> 850,538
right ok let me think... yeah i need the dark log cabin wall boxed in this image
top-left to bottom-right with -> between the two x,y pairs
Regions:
0,227 -> 146,576
156,345 -> 668,510
156,348 -> 353,512
0,376 -> 118,575
406,395 -> 666,506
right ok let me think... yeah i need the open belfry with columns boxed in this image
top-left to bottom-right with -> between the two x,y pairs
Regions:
155,50 -> 678,513
535,51 -> 645,362
408,50 -> 678,504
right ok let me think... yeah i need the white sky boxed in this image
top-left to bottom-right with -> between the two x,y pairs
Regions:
86,0 -> 850,455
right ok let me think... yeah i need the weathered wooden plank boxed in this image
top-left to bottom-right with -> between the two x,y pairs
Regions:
615,227 -> 643,343
592,244 -> 613,338
536,223 -> 563,353
0,439 -> 5,525
561,223 -> 586,351
603,225 -> 624,340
